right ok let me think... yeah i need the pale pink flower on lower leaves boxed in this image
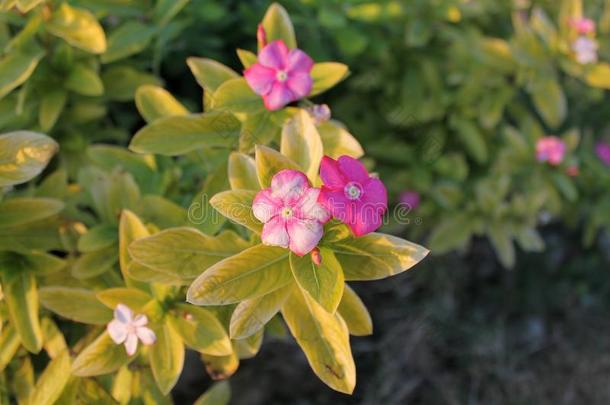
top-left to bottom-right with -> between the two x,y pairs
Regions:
596,142 -> 610,165
107,304 -> 156,356
244,40 -> 314,111
572,36 -> 598,64
536,136 -> 566,166
253,170 -> 330,256
570,17 -> 596,35
318,156 -> 388,237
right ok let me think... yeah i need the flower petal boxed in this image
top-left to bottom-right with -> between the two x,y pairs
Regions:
287,48 -> 314,73
136,327 -> 156,346
271,169 -> 309,202
318,188 -> 354,225
286,72 -> 312,99
261,216 -> 289,248
351,202 -> 384,237
244,63 -> 276,95
133,314 -> 148,327
263,82 -> 294,111
114,304 -> 133,324
286,218 -> 324,256
295,188 -> 330,223
124,333 -> 138,356
338,155 -> 370,183
258,40 -> 289,69
107,320 -> 128,344
319,156 -> 345,189
253,188 -> 281,223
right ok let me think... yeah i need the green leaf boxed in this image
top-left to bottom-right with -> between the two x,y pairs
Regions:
46,3 -> 106,54
239,111 -> 281,153
78,224 -> 117,253
101,65 -> 161,101
229,284 -> 292,339
318,121 -> 364,159
72,332 -> 130,377
330,233 -> 429,281
154,0 -> 190,26
281,288 -> 355,394
551,172 -> 578,202
280,109 -> 323,181
337,285 -> 372,336
488,224 -> 515,269
65,64 -> 104,96
529,77 -> 566,128
255,144 -> 300,188
0,251 -> 65,275
261,3 -> 297,49
450,117 -> 488,164
310,63 -> 349,96
39,287 -> 112,325
71,245 -> 118,279
38,88 -> 67,131
210,190 -> 262,233
130,112 -> 241,156
15,0 -> 45,13
129,227 -> 248,280
194,381 -> 231,405
96,287 -> 152,312
236,48 -> 257,68
150,322 -> 184,395
187,244 -> 292,305
2,271 -> 42,353
135,85 -> 189,123
0,131 -> 58,187
27,350 -> 71,405
290,248 -> 344,313
0,324 -> 20,373
101,21 -> 155,64
428,215 -> 474,253
0,46 -> 44,100
585,63 -> 610,88
169,305 -> 232,356
228,152 -> 260,190
187,57 -> 238,92
201,350 -> 239,381
0,198 -> 63,228
212,78 -> 264,114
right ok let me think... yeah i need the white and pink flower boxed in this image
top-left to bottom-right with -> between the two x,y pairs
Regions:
572,36 -> 598,64
253,170 -> 330,256
107,304 -> 156,356
536,136 -> 566,166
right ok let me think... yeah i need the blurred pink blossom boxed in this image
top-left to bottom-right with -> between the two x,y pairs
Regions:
399,191 -> 421,211
572,36 -> 598,64
596,142 -> 610,165
536,136 -> 566,166
570,17 -> 596,35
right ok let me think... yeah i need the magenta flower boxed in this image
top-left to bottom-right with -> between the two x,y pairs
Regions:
399,191 -> 420,211
596,142 -> 610,165
536,136 -> 566,166
570,17 -> 596,35
318,155 -> 387,237
244,40 -> 314,111
253,169 -> 330,256
107,304 -> 156,356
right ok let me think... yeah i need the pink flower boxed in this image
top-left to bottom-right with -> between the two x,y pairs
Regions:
244,40 -> 314,111
107,304 -> 156,356
596,142 -> 610,165
253,169 -> 330,256
399,191 -> 420,211
570,17 -> 596,35
318,155 -> 387,237
572,36 -> 598,64
536,136 -> 566,166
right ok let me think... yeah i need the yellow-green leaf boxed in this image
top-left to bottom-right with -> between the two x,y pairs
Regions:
187,244 -> 292,305
169,304 -> 232,356
65,64 -> 104,96
210,190 -> 262,233
46,3 -> 106,54
101,21 -> 155,64
255,144 -> 300,188
0,46 -> 44,100
38,88 -> 67,131
261,3 -> 297,49
187,57 -> 238,92
212,77 -> 264,114
27,350 -> 71,405
71,332 -> 131,377
0,131 -> 58,187
39,287 -> 112,325
228,152 -> 260,190
337,285 -> 372,336
310,63 -> 349,96
150,322 -> 184,395
135,85 -> 189,123
280,109 -> 323,181
2,271 -> 42,353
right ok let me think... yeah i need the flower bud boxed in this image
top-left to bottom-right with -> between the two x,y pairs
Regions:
311,247 -> 322,266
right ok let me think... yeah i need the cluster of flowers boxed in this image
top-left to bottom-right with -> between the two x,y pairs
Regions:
253,156 -> 388,257
570,17 -> 598,65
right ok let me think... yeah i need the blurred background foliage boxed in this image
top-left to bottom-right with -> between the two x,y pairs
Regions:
1,0 -> 610,403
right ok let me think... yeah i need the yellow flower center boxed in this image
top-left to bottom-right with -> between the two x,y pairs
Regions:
281,207 -> 293,218
276,70 -> 288,82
